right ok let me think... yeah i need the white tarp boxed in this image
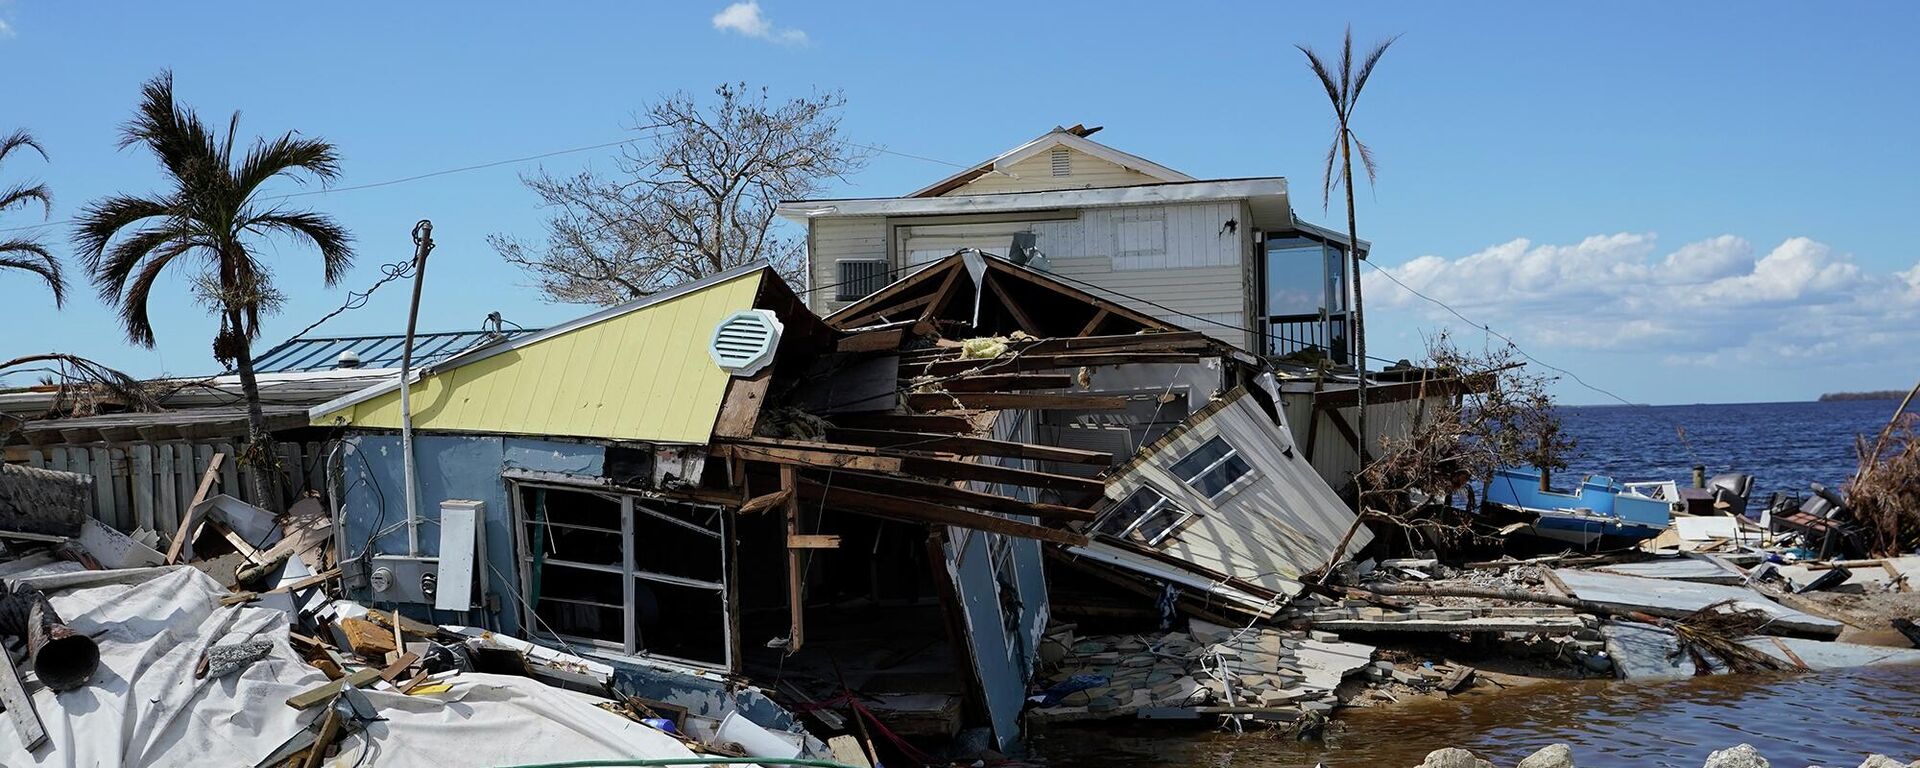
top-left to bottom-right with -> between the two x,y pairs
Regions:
0,565 -> 699,767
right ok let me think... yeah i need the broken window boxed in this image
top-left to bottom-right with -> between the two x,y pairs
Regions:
1170,435 -> 1253,502
515,484 -> 732,669
1095,485 -> 1194,547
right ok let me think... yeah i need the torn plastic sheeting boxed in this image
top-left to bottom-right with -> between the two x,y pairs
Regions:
0,566 -> 702,767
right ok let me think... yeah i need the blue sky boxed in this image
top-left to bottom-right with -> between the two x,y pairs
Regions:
1,2 -> 1916,405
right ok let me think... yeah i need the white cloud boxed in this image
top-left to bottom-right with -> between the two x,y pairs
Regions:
711,2 -> 807,45
1370,233 -> 1918,368
0,19 -> 14,39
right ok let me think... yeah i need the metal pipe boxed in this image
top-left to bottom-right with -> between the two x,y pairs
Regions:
0,581 -> 98,691
400,220 -> 436,557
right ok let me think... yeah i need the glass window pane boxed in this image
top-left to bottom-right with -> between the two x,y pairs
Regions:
1191,454 -> 1252,498
1131,503 -> 1191,545
1265,237 -> 1327,316
1170,437 -> 1233,481
1096,486 -> 1165,538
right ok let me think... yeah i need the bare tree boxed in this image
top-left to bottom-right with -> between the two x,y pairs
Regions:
492,83 -> 869,304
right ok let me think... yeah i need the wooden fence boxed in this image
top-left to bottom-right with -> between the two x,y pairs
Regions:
15,440 -> 329,535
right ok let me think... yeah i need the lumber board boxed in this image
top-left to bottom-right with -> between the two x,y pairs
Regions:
378,652 -> 421,682
912,352 -> 1203,377
904,392 -> 1128,412
0,641 -> 45,749
286,668 -> 380,709
824,428 -> 1113,465
728,444 -> 902,473
711,370 -> 773,440
826,412 -> 979,434
782,465 -> 805,653
821,470 -> 1097,521
738,488 -> 794,515
898,456 -> 1105,495
788,534 -> 841,549
366,607 -> 442,639
837,328 -> 906,353
925,374 -> 1075,392
799,481 -> 1088,546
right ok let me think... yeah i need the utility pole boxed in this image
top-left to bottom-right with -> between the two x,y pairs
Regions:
399,221 -> 435,558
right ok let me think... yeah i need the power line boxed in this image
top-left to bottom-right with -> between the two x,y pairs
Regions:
1362,261 -> 1647,408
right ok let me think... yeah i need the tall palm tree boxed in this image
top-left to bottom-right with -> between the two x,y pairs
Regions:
76,72 -> 354,509
0,129 -> 66,306
1299,28 -> 1397,477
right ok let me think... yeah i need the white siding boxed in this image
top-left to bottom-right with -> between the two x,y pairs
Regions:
951,147 -> 1161,196
805,216 -> 887,315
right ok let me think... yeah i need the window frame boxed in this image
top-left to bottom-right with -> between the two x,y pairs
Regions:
511,481 -> 733,671
1169,435 -> 1256,503
834,258 -> 891,302
1096,485 -> 1197,548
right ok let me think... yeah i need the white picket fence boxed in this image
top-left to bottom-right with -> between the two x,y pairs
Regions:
17,440 -> 328,534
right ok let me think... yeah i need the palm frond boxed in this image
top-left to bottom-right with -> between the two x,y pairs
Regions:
235,133 -> 341,200
115,239 -> 194,347
0,353 -> 159,415
119,71 -> 218,183
1351,34 -> 1403,108
73,194 -> 173,268
1339,25 -> 1354,113
1667,599 -> 1804,674
91,222 -> 195,306
1296,45 -> 1345,118
1353,133 -> 1381,188
0,239 -> 66,307
242,209 -> 354,285
0,182 -> 52,217
0,130 -> 47,166
1319,135 -> 1342,212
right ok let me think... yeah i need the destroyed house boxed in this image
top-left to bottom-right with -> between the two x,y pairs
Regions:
302,251 -> 1369,753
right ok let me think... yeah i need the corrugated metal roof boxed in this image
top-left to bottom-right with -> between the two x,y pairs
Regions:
251,330 -> 539,373
309,266 -> 769,444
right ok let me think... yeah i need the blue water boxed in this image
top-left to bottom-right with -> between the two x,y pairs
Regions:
1554,399 -> 1906,502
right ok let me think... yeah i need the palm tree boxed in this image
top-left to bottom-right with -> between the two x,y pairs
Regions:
1299,28 -> 1397,477
76,72 -> 354,509
0,130 -> 66,306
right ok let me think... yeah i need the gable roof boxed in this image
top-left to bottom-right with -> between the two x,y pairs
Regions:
309,263 -> 776,445
907,126 -> 1194,198
825,250 -> 1180,338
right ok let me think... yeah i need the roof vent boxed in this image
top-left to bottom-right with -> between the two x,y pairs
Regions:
1050,147 -> 1071,177
709,309 -> 783,376
336,350 -> 362,369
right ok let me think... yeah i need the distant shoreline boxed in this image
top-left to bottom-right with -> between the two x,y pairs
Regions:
1818,390 -> 1904,402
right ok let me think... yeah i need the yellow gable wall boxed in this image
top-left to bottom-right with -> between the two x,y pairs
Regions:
949,146 -> 1163,196
312,270 -> 764,444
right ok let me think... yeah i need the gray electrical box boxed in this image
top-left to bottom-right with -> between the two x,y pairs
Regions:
366,555 -> 440,605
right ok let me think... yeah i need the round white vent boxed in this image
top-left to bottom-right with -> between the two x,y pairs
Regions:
709,309 -> 783,376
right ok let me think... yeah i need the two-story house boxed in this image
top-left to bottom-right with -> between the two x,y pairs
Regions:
781,126 -> 1453,492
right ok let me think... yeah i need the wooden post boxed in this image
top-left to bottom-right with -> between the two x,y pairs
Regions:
781,464 -> 804,653
165,453 -> 225,565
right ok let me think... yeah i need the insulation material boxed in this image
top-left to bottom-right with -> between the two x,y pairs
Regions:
0,566 -> 698,767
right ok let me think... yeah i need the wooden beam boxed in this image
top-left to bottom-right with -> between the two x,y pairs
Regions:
0,625 -> 45,749
819,471 -> 1096,522
739,487 -> 793,515
787,534 -> 841,549
712,370 -> 773,440
986,272 -> 1043,335
899,456 -> 1105,495
899,331 -> 1209,363
1077,309 -> 1110,337
728,443 -> 903,473
831,262 -> 960,329
824,428 -> 1113,465
781,465 -> 805,653
826,412 -> 978,434
905,392 -> 1128,412
286,668 -> 380,710
166,453 -> 225,564
921,261 -> 966,322
798,480 -> 1088,546
983,260 -> 1177,331
1321,408 -> 1374,465
928,374 -> 1075,392
914,352 -> 1204,377
837,328 -> 905,353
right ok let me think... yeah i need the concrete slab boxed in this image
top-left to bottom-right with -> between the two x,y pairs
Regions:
1295,637 -> 1374,692
1553,568 -> 1842,638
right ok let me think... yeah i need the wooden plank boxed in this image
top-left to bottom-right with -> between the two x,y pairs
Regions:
172,444 -> 195,531
899,456 -> 1105,495
340,617 -> 399,658
154,442 -> 178,536
837,327 -> 905,353
49,447 -> 68,473
108,447 -> 128,530
378,652 -> 421,682
921,261 -> 967,322
798,481 -> 1088,547
914,352 -> 1204,377
366,606 -> 442,638
216,443 -> 239,499
825,428 -> 1111,465
820,412 -> 978,434
0,630 -> 46,749
167,453 -> 226,564
836,261 -> 960,328
711,369 -> 773,440
929,374 -> 1075,392
904,392 -> 1128,412
738,488 -> 793,515
131,444 -> 156,532
87,446 -> 114,526
822,471 -> 1097,521
898,331 -> 1210,362
1077,309 -> 1111,337
280,443 -> 303,496
788,534 -> 841,549
286,668 -> 381,710
986,272 -> 1043,335
782,465 -> 805,653
728,444 -> 903,473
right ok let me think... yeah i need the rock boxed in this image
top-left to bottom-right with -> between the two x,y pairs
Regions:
1415,747 -> 1493,768
1702,744 -> 1769,768
1856,756 -> 1920,768
1516,743 -> 1575,768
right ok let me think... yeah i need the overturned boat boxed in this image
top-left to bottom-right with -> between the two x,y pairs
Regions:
1481,468 -> 1675,548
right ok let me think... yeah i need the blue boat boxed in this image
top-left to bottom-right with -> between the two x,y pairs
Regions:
1481,468 -> 1676,548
